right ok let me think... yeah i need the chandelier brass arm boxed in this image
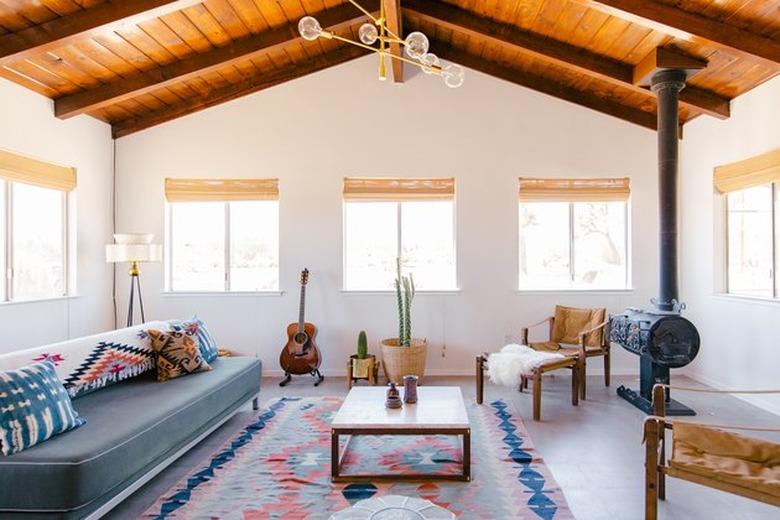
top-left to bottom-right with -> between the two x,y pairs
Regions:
298,0 -> 464,88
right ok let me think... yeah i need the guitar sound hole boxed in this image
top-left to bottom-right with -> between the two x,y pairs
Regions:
294,332 -> 309,346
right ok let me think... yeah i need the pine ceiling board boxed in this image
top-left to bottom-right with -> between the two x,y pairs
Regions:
128,91 -> 168,111
29,50 -> 104,90
86,107 -> 114,122
137,17 -> 198,60
213,63 -> 244,83
530,0 -> 568,37
115,25 -> 179,66
224,0 -> 267,34
39,0 -> 85,17
100,102 -> 136,121
7,58 -> 81,92
586,16 -> 631,55
566,7 -> 610,48
0,67 -> 58,96
2,0 -> 59,25
164,79 -> 201,99
621,28 -> 671,64
231,55 -> 260,79
160,10 -> 214,53
203,0 -> 251,41
47,43 -> 120,83
254,0 -> 288,29
0,3 -> 33,31
603,20 -> 652,62
91,32 -> 160,72
551,1 -> 588,40
73,38 -> 146,77
113,96 -> 153,116
181,3 -> 232,47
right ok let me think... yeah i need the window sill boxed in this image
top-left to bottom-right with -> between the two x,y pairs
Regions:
0,295 -> 80,307
712,293 -> 780,306
162,291 -> 284,297
341,289 -> 461,295
516,289 -> 634,295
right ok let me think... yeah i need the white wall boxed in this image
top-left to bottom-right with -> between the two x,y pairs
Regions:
0,79 -> 114,352
116,56 -> 661,377
681,76 -> 780,415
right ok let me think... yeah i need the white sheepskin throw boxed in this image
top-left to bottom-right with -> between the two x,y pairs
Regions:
486,344 -> 566,387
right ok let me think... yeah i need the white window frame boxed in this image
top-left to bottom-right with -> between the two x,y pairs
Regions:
1,180 -> 69,303
342,200 -> 459,292
724,182 -> 778,299
518,200 -> 631,291
165,201 -> 280,293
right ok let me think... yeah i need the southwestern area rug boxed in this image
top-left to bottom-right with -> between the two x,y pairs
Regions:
143,397 -> 573,519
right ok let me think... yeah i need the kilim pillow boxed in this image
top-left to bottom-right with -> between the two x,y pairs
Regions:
147,329 -> 212,382
0,360 -> 86,455
166,316 -> 219,363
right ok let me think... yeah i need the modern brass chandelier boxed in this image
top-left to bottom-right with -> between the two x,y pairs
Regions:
298,0 -> 465,88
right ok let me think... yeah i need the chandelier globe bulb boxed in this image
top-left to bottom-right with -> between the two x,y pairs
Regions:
443,63 -> 465,88
404,31 -> 429,60
420,53 -> 440,74
298,16 -> 322,41
359,23 -> 379,45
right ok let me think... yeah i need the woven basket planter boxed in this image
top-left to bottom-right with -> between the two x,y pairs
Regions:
380,338 -> 428,384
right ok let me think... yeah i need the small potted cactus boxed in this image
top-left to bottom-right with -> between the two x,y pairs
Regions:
350,330 -> 374,380
381,259 -> 427,384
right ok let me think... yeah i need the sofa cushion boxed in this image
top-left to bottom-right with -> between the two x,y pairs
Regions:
0,356 -> 261,515
167,316 -> 219,363
0,322 -> 168,399
147,328 -> 211,381
0,361 -> 85,455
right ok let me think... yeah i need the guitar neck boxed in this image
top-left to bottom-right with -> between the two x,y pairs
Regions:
297,284 -> 306,333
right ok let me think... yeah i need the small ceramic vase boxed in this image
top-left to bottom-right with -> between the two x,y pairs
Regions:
403,375 -> 418,404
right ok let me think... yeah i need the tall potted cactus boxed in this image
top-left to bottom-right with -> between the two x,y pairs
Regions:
381,259 -> 428,384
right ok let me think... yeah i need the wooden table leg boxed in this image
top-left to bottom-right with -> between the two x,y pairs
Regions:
463,428 -> 471,481
331,429 -> 339,481
476,355 -> 484,404
571,363 -> 579,406
533,370 -> 542,421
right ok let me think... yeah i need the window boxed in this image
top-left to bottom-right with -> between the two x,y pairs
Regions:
715,149 -> 780,299
343,177 -> 456,291
0,150 -> 73,302
165,178 -> 279,292
725,185 -> 774,297
518,177 -> 629,290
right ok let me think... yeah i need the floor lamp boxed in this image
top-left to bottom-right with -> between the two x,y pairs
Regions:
106,234 -> 162,327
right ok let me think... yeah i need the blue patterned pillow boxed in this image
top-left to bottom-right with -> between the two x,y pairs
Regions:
0,361 -> 85,455
167,316 -> 219,363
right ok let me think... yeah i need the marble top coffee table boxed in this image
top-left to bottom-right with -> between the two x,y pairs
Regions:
330,386 -> 471,483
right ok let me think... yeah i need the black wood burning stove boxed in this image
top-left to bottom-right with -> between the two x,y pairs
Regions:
611,68 -> 701,416
611,307 -> 700,415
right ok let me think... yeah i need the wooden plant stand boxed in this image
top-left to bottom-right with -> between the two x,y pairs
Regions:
347,355 -> 379,389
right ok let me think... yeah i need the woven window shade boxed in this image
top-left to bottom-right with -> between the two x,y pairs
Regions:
165,178 -> 279,202
343,177 -> 455,201
518,177 -> 630,202
0,149 -> 76,192
714,148 -> 780,194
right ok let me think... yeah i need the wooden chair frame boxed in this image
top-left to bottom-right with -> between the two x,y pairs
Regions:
521,313 -> 610,399
644,385 -> 780,520
476,353 -> 579,421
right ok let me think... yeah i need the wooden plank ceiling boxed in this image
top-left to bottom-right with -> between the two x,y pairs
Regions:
0,0 -> 777,138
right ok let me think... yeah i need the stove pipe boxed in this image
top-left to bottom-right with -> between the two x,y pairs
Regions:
651,69 -> 687,312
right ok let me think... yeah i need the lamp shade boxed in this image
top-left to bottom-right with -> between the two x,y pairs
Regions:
106,234 -> 162,263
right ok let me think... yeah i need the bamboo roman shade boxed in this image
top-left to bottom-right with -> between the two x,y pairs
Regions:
165,178 -> 279,202
714,148 -> 780,194
343,177 -> 455,201
0,149 -> 76,191
518,177 -> 630,202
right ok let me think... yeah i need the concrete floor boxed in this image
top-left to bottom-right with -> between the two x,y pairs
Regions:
109,374 -> 779,520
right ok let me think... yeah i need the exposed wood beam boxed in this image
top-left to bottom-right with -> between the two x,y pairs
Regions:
56,0 -> 379,119
0,0 -> 202,67
112,46 -> 369,138
403,0 -> 729,119
436,46 -> 658,131
384,0 -> 404,82
574,0 -> 780,67
633,47 -> 706,86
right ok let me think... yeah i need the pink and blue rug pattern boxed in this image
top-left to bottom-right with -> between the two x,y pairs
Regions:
144,397 -> 573,519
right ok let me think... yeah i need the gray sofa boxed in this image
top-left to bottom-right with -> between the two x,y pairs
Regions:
0,356 -> 261,519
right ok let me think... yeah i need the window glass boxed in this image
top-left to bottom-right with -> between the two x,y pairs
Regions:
519,202 -> 571,289
573,202 -> 627,289
727,185 -> 773,297
170,202 -> 225,291
229,201 -> 279,291
344,202 -> 398,290
11,183 -> 65,300
400,201 -> 456,290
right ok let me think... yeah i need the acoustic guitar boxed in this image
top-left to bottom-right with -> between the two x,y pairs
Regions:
279,268 -> 323,387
